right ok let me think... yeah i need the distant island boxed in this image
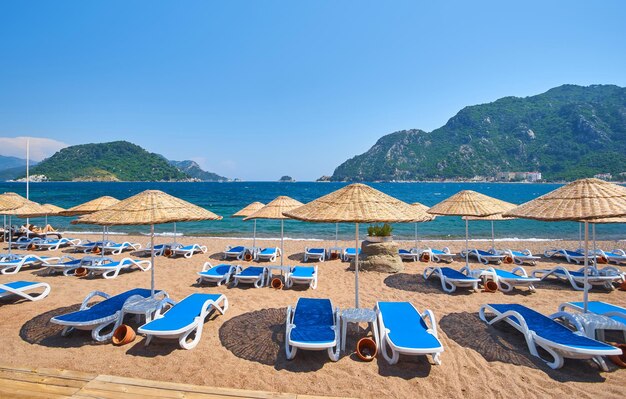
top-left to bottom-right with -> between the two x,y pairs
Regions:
13,141 -> 229,182
279,175 -> 295,182
329,84 -> 626,182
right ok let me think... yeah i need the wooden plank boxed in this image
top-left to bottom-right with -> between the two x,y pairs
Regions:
81,379 -> 185,398
0,377 -> 79,396
0,369 -> 89,388
94,375 -> 297,399
34,367 -> 96,381
0,386 -> 69,399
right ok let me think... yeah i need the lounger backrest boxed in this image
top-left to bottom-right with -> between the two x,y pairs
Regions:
0,281 -> 37,294
494,269 -> 526,279
208,265 -> 232,275
292,266 -> 315,277
239,267 -> 264,276
377,302 -> 439,349
54,288 -> 154,323
229,246 -> 245,252
489,304 -> 615,349
161,293 -> 220,323
440,267 -> 470,279
293,298 -> 333,328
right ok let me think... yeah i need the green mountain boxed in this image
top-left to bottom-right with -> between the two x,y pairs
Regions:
331,84 -> 626,182
168,160 -> 228,181
0,155 -> 34,171
27,141 -> 188,181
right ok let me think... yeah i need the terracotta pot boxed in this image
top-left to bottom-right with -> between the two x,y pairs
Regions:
597,256 -> 608,264
504,256 -> 513,264
609,343 -> 626,368
270,278 -> 283,289
164,248 -> 173,257
356,337 -> 378,361
483,280 -> 498,292
112,324 -> 136,346
91,246 -> 101,254
329,252 -> 339,260
74,267 -> 88,277
244,253 -> 253,261
619,281 -> 626,291
28,243 -> 36,251
420,252 -> 430,262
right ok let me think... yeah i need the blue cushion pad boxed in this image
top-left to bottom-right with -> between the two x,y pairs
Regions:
53,288 -> 154,323
237,267 -> 265,277
141,293 -> 222,332
292,266 -> 315,278
378,302 -> 441,349
0,281 -> 38,294
291,298 -> 335,343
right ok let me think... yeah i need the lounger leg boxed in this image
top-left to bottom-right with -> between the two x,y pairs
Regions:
145,335 -> 153,346
179,324 -> 202,350
61,326 -> 74,337
431,352 -> 442,365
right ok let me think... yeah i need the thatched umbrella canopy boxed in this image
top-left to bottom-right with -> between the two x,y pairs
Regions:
233,202 -> 265,249
285,183 -> 429,307
244,196 -> 303,266
59,196 -> 120,216
429,190 -> 516,266
74,190 -> 222,295
0,192 -> 21,212
504,178 -> 626,312
0,193 -> 49,254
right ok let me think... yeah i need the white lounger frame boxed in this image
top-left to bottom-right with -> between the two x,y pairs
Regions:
303,247 -> 325,262
10,236 -> 43,250
231,266 -> 267,288
0,281 -> 51,302
1,255 -> 60,275
462,249 -> 505,265
53,290 -> 168,342
376,302 -> 443,365
543,248 -> 593,264
424,247 -> 455,263
83,258 -> 152,279
34,238 -> 81,251
398,248 -> 419,262
423,266 -> 479,293
197,262 -> 237,286
223,245 -> 248,260
532,266 -> 621,291
478,266 -> 539,292
100,242 -> 142,255
256,247 -> 280,262
285,266 -> 318,289
285,300 -> 340,362
171,244 -> 207,259
479,304 -> 619,370
139,294 -> 229,350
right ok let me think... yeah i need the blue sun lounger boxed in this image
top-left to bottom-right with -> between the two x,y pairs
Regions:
423,266 -> 480,293
342,248 -> 361,262
475,266 -> 540,293
197,262 -> 237,286
256,247 -> 280,262
376,301 -> 443,365
423,247 -> 456,263
51,288 -> 166,341
223,245 -> 248,260
0,281 -> 51,302
285,298 -> 340,362
170,244 -> 207,258
304,247 -> 325,262
82,258 -> 152,279
544,248 -> 591,264
532,266 -> 621,291
398,249 -> 419,261
462,249 -> 505,265
285,266 -> 318,289
0,255 -> 59,275
138,293 -> 228,350
479,303 -> 621,370
231,266 -> 267,288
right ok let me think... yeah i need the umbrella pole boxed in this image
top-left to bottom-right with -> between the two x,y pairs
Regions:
253,219 -> 257,249
151,224 -> 155,297
414,223 -> 418,250
280,219 -> 284,267
174,222 -> 177,245
592,223 -> 597,261
491,221 -> 495,250
101,226 -> 106,259
45,214 -> 48,239
465,218 -> 469,267
355,222 -> 359,308
583,221 -> 589,313
578,223 -> 582,250
335,222 -> 338,248
8,215 -> 12,255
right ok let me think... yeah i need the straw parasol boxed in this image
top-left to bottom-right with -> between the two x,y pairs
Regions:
428,190 -> 516,267
233,202 -> 265,250
285,183 -> 430,307
504,178 -> 626,312
59,196 -> 120,216
411,202 -> 436,251
74,190 -> 222,295
0,193 -> 49,255
244,196 -> 303,266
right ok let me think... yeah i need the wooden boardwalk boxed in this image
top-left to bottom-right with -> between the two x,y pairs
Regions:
0,365 -> 351,399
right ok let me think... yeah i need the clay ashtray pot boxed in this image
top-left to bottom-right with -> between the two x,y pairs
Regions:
356,337 -> 378,362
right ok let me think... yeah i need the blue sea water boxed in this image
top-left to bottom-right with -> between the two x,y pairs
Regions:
0,182 -> 624,241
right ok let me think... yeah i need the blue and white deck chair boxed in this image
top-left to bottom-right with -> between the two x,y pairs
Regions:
285,298 -> 340,362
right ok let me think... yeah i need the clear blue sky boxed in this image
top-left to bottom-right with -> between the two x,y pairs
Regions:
0,1 -> 624,180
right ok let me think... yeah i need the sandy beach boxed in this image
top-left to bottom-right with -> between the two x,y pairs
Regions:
1,234 -> 625,398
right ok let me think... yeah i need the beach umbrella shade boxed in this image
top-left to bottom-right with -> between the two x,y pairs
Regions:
73,190 -> 222,296
60,196 -> 120,253
504,178 -> 626,312
411,202 -> 436,251
284,183 -> 430,308
428,190 -> 516,267
233,201 -> 265,250
0,193 -> 49,254
244,197 -> 303,266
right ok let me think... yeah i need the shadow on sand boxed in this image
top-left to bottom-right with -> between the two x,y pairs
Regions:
439,312 -> 611,382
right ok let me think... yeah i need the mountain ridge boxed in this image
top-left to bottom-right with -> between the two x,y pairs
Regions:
330,84 -> 626,182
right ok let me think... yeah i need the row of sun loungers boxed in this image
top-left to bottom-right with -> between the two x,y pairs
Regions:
197,263 -> 318,289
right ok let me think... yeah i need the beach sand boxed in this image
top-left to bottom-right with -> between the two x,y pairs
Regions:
1,234 -> 625,398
